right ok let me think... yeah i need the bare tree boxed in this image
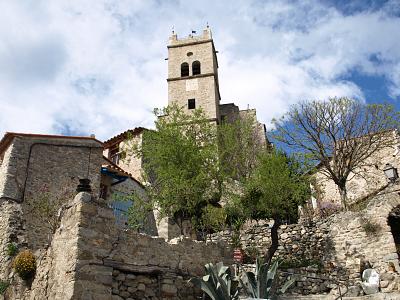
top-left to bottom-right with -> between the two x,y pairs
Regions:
272,97 -> 400,209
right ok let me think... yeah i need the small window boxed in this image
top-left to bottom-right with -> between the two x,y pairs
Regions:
188,99 -> 196,110
100,184 -> 108,200
109,144 -> 120,164
192,61 -> 201,75
181,62 -> 189,77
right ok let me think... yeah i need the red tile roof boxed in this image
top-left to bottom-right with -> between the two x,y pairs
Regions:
103,127 -> 147,148
102,155 -> 143,187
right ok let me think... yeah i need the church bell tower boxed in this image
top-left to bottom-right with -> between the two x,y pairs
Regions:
167,26 -> 221,122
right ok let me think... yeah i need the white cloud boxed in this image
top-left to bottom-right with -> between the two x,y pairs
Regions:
0,0 -> 399,140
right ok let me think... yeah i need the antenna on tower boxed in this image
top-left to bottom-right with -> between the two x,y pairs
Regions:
171,25 -> 175,34
206,22 -> 209,28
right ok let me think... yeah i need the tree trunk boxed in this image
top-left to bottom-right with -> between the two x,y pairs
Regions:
264,218 -> 281,265
338,185 -> 348,210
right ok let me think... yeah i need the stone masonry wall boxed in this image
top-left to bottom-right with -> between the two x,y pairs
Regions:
314,134 -> 400,206
1,192 -> 233,299
0,136 -> 102,202
212,184 -> 400,296
118,134 -> 144,182
0,200 -> 25,281
0,136 -> 103,252
72,192 -> 232,299
212,221 -> 337,295
168,29 -> 220,121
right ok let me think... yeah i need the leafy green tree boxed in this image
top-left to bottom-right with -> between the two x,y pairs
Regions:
239,151 -> 310,264
218,113 -> 266,182
132,104 -> 220,234
272,97 -> 400,209
199,205 -> 227,240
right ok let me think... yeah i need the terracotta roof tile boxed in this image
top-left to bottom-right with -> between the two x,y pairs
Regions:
103,127 -> 147,147
102,156 -> 143,187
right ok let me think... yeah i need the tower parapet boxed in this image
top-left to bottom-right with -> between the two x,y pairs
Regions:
168,27 -> 213,46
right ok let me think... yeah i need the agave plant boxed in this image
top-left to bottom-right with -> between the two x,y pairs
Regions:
189,262 -> 239,300
241,258 -> 295,299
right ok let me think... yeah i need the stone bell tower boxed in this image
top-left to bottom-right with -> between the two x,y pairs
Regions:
167,26 -> 221,122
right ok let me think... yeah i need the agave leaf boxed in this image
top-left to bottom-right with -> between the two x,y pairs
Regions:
192,262 -> 239,300
280,277 -> 296,294
227,273 -> 231,297
259,260 -> 279,298
267,260 -> 279,282
207,263 -> 230,300
189,277 -> 219,300
205,264 -> 218,286
218,266 -> 229,277
241,271 -> 257,298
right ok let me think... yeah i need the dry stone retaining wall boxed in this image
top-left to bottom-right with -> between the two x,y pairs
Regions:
1,192 -> 233,299
72,192 -> 232,299
212,184 -> 400,296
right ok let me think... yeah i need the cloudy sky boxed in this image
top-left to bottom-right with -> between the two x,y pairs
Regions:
1,0 -> 400,141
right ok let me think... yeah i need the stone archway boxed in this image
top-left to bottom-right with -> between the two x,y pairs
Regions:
388,205 -> 400,262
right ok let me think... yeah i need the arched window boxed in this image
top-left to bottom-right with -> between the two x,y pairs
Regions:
192,61 -> 201,75
181,62 -> 189,77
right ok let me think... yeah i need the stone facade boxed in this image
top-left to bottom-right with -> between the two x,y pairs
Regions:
166,27 -> 268,149
0,134 -> 103,253
168,27 -> 220,121
313,131 -> 400,207
103,128 -> 145,183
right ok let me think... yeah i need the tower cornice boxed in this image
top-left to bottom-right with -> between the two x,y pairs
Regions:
167,39 -> 213,48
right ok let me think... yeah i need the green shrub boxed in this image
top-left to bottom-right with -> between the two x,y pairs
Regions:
0,280 -> 9,295
6,243 -> 18,257
13,250 -> 36,280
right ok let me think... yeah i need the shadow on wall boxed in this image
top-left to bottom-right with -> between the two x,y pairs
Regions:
388,204 -> 400,262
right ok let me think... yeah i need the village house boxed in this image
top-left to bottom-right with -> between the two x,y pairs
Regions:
312,130 -> 400,209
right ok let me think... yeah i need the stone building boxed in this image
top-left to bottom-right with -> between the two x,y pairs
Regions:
312,130 -> 400,208
0,132 -> 103,280
103,127 -> 147,183
102,27 -> 269,240
104,26 -> 268,184
101,156 -> 158,235
167,26 -> 267,140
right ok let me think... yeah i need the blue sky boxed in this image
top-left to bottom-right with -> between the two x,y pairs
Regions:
0,0 -> 400,140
